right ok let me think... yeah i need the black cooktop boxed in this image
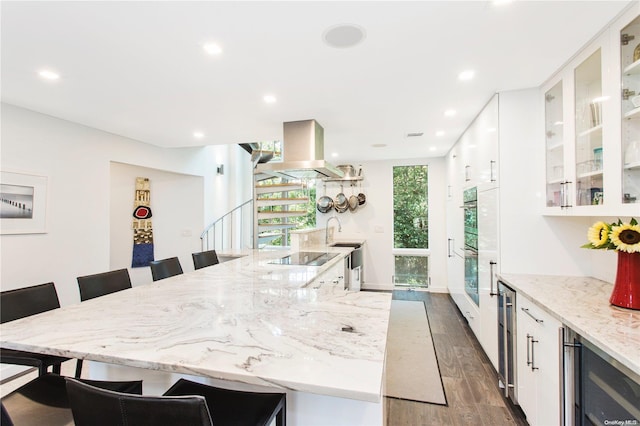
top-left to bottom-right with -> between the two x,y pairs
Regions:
268,251 -> 340,266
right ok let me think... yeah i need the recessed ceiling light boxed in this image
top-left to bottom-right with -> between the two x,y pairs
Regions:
263,95 -> 277,104
323,24 -> 366,48
331,152 -> 338,158
444,109 -> 457,117
372,143 -> 387,148
458,70 -> 475,81
203,43 -> 223,55
38,70 -> 60,80
193,132 -> 204,139
486,127 -> 497,133
435,130 -> 445,137
429,146 -> 437,152
492,0 -> 513,5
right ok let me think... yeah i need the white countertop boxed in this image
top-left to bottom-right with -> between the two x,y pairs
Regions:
0,249 -> 392,402
498,273 -> 640,377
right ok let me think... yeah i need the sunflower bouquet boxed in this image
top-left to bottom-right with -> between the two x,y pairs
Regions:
582,218 -> 640,253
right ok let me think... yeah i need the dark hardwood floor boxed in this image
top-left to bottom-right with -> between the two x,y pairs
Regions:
385,290 -> 528,426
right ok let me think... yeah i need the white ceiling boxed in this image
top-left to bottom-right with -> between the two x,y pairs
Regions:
0,1 -> 632,162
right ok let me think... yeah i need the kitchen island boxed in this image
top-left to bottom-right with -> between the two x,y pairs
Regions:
0,248 -> 393,425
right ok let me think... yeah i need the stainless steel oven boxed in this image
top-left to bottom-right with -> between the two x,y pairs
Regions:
498,280 -> 517,404
463,187 -> 479,305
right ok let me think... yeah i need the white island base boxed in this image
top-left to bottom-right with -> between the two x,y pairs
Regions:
86,361 -> 384,425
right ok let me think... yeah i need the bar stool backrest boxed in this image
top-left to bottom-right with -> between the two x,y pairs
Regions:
149,257 -> 183,281
65,378 -> 213,426
192,250 -> 220,270
77,269 -> 132,302
1,283 -> 60,324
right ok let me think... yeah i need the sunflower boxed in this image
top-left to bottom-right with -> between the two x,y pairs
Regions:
610,223 -> 640,253
587,221 -> 611,248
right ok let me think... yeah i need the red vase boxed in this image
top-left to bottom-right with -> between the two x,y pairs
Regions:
609,251 -> 640,310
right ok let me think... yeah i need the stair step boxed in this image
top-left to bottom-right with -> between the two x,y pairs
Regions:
255,183 -> 304,194
254,172 -> 276,182
258,232 -> 285,244
257,210 -> 307,220
258,223 -> 299,232
256,197 -> 309,207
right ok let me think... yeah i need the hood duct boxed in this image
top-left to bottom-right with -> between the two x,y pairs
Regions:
255,119 -> 344,180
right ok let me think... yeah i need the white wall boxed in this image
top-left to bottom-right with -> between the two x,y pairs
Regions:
316,157 -> 447,292
498,89 -> 593,276
109,162 -> 204,285
1,103 -> 251,306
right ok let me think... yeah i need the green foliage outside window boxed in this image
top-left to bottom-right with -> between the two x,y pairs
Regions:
393,165 -> 428,249
394,256 -> 429,286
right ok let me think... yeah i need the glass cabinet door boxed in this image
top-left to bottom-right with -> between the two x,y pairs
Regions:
545,81 -> 564,207
574,49 -> 604,206
621,16 -> 640,205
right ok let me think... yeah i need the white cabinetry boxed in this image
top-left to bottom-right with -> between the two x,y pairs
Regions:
314,256 -> 348,290
460,95 -> 500,188
542,4 -> 640,215
516,294 -> 562,426
446,95 -> 499,339
446,143 -> 465,292
477,185 -> 499,370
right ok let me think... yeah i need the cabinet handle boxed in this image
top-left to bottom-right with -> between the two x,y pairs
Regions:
526,334 -> 532,366
521,307 -> 544,323
559,327 -> 566,426
560,181 -> 573,209
465,165 -> 471,182
531,335 -> 539,371
490,160 -> 496,182
447,238 -> 454,258
501,291 -> 511,398
489,261 -> 498,296
560,328 -> 582,426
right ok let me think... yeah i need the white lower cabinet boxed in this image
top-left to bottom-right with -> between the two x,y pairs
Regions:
314,256 -> 348,290
477,186 -> 499,370
447,249 -> 481,334
516,294 -> 562,426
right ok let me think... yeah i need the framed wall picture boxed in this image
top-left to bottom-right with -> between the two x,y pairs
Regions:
0,171 -> 48,234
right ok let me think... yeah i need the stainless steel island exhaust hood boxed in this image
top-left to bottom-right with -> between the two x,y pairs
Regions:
255,119 -> 344,180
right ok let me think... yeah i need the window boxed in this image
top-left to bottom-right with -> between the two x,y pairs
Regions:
394,255 -> 429,286
393,165 -> 428,249
393,165 -> 429,287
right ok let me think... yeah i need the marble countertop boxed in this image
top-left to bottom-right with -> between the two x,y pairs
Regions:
498,273 -> 640,377
0,249 -> 392,402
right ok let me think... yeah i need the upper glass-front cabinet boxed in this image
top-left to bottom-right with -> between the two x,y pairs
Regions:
621,15 -> 640,205
542,5 -> 640,216
574,49 -> 604,207
545,81 -> 564,207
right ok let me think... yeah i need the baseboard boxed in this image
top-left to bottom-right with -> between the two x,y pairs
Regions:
362,283 -> 450,293
361,283 -> 394,291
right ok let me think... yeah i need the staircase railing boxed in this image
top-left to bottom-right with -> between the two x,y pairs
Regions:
200,199 -> 253,252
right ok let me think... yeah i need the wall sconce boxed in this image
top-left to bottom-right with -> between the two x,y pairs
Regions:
216,165 -> 224,175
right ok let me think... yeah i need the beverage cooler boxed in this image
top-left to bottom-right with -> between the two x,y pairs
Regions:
561,328 -> 640,425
